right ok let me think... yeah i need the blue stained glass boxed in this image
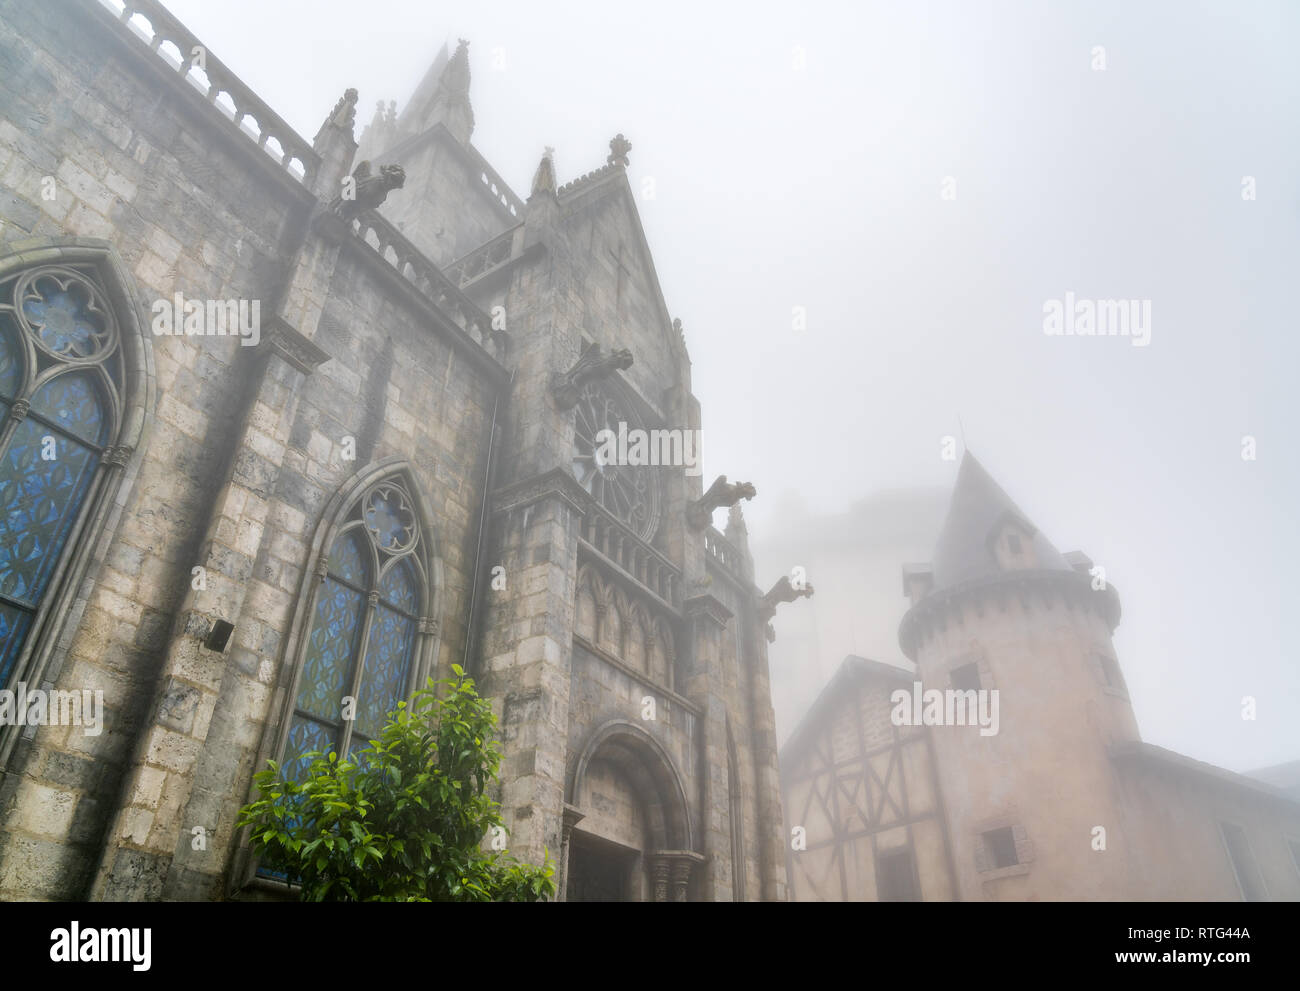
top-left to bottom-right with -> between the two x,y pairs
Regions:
295,577 -> 364,721
29,372 -> 107,446
283,713 -> 336,785
0,603 -> 32,688
378,558 -> 418,615
355,604 -> 415,739
346,735 -> 374,769
0,418 -> 97,606
326,530 -> 369,587
22,281 -> 106,357
0,319 -> 21,399
364,489 -> 412,551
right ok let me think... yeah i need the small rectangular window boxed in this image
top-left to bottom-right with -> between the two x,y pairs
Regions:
876,847 -> 919,901
983,827 -> 1019,869
1221,822 -> 1266,901
1007,533 -> 1022,554
951,662 -> 981,692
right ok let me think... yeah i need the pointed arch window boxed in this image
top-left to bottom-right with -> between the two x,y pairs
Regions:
281,478 -> 430,784
0,265 -> 124,690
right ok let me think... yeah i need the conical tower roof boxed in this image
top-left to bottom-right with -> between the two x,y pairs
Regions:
930,452 -> 1071,591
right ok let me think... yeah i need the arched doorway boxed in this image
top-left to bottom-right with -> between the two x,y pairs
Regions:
563,720 -> 701,901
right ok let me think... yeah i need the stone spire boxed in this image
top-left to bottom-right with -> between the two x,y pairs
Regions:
724,503 -> 749,548
396,38 -> 475,145
356,99 -> 398,163
530,146 -> 557,199
524,146 -> 560,248
310,87 -> 359,201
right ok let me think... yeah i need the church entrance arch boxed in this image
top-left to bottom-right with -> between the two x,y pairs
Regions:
563,720 -> 701,901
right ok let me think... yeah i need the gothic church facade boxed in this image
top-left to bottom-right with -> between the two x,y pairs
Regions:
0,0 -> 786,902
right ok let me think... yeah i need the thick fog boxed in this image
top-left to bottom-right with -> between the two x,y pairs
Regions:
164,0 -> 1300,773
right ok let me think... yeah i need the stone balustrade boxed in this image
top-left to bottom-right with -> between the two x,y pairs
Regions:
580,503 -> 681,609
348,210 -> 510,362
96,0 -> 320,186
445,226 -> 518,288
703,526 -> 745,581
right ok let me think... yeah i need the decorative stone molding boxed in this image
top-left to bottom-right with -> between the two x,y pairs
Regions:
649,850 -> 704,902
687,475 -> 756,529
683,593 -> 733,630
418,617 -> 440,636
607,133 -> 632,168
551,341 -> 634,410
6,398 -> 29,425
490,467 -> 593,518
265,317 -> 332,375
103,445 -> 134,468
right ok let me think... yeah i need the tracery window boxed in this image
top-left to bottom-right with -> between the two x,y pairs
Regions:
0,265 -> 122,689
570,381 -> 661,544
280,478 -> 428,784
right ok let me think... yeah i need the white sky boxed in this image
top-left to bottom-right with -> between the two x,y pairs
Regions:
156,0 -> 1300,773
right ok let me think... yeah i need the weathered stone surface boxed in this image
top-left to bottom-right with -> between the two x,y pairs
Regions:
0,0 -> 786,903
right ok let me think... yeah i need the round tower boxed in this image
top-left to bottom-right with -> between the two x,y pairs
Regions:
898,452 -> 1140,900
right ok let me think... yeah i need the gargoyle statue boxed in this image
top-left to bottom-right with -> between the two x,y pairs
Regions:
760,574 -> 814,642
330,160 -> 406,222
686,475 -> 756,529
758,574 -> 815,624
551,341 -> 634,409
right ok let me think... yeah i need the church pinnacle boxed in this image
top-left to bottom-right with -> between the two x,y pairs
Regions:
530,146 -> 557,198
390,36 -> 476,146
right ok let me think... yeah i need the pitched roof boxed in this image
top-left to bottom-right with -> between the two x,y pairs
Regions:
1243,760 -> 1300,801
779,655 -> 916,766
931,452 -> 1071,591
1111,743 -> 1300,808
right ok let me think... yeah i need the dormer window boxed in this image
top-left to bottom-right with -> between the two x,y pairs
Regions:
991,515 -> 1037,572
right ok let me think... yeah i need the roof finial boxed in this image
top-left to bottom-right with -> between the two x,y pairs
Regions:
530,146 -> 557,198
607,133 -> 632,168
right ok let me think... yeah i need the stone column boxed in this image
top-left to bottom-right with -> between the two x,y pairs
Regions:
476,471 -> 588,872
651,856 -> 671,903
557,804 -> 585,902
752,627 -> 788,902
682,594 -> 733,902
670,857 -> 692,902
650,850 -> 705,902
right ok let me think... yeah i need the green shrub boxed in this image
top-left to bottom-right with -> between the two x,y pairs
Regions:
237,666 -> 555,902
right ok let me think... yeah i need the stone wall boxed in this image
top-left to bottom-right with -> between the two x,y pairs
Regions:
0,0 -> 505,900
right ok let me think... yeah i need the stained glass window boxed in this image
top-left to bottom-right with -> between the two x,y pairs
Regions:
280,479 -> 427,784
261,479 -> 429,880
0,266 -> 119,689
